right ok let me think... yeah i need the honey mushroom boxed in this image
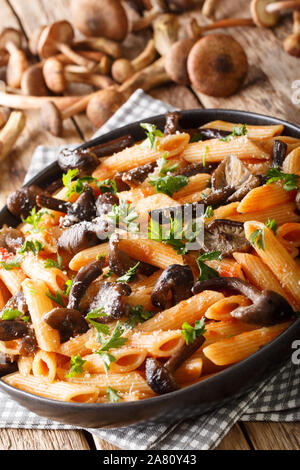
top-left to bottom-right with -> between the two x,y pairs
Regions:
42,57 -> 114,94
187,34 -> 248,97
37,20 -> 96,72
0,111 -> 26,162
284,10 -> 300,56
250,0 -> 300,28
153,13 -> 180,56
111,39 -> 157,83
202,0 -> 221,18
0,107 -> 10,129
0,28 -> 28,89
165,17 -> 254,86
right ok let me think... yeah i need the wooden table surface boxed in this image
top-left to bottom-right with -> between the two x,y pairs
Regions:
0,0 -> 299,451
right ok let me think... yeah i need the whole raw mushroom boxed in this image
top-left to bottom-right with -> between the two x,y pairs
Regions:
187,34 -> 248,97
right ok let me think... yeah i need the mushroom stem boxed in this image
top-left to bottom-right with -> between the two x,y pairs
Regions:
189,17 -> 254,37
266,0 -> 300,13
56,42 -> 96,71
293,10 -> 300,32
68,259 -> 104,310
166,335 -> 205,373
0,111 -> 26,162
74,38 -> 122,59
112,39 -> 157,83
130,6 -> 161,32
153,13 -> 179,56
0,92 -> 82,111
36,194 -> 71,213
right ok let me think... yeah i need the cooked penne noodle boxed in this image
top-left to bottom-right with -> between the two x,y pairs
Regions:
0,265 -> 27,295
282,147 -> 300,174
0,279 -> 11,309
4,373 -> 99,402
182,137 -> 269,164
237,183 -> 294,213
203,323 -> 290,366
174,357 -> 203,384
202,121 -> 283,139
129,330 -> 185,357
21,254 -> 68,294
22,279 -> 60,352
260,136 -> 300,155
119,238 -> 184,269
229,202 -> 300,225
18,355 -> 34,377
69,243 -> 110,271
173,174 -> 211,199
93,133 -> 190,180
205,295 -> 251,321
32,350 -> 57,383
0,339 -> 20,355
83,348 -> 147,374
138,291 -> 224,332
244,222 -> 300,307
58,330 -> 94,357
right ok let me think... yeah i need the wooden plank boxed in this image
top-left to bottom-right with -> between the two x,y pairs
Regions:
186,2 -> 299,123
0,428 -> 90,450
244,422 -> 300,450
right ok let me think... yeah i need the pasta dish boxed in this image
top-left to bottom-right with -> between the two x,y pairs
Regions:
0,112 -> 299,404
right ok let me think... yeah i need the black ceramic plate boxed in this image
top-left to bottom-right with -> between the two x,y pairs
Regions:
0,109 -> 299,429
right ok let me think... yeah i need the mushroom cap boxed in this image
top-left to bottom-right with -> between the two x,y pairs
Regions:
111,59 -> 135,84
43,57 -> 67,94
21,63 -> 49,96
250,0 -> 280,28
58,147 -> 99,176
284,33 -> 300,57
202,219 -> 251,257
165,38 -> 196,86
7,184 -> 45,219
28,26 -> 46,56
38,21 -> 75,58
87,88 -> 126,128
187,34 -> 248,97
145,358 -> 179,395
41,101 -> 63,137
6,48 -> 28,89
0,28 -> 22,50
71,0 -> 128,41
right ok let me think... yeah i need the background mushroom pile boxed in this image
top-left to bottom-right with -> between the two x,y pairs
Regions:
0,0 -> 299,159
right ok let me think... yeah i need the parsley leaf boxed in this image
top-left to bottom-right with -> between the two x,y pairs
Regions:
66,354 -> 86,378
108,201 -> 139,233
103,269 -> 114,279
85,309 -> 110,336
0,258 -> 21,270
140,123 -> 163,150
203,206 -> 214,219
266,167 -> 298,191
18,240 -> 44,256
63,279 -> 73,296
62,169 -> 79,197
95,321 -> 128,371
250,229 -> 266,250
117,262 -> 140,283
265,218 -> 278,235
97,179 -> 117,194
106,386 -> 122,403
156,154 -> 178,177
196,251 -> 220,281
2,308 -> 27,321
46,289 -> 65,307
220,124 -> 248,142
22,207 -> 44,233
98,352 -> 117,373
148,174 -> 188,197
148,216 -> 187,255
44,253 -> 64,270
123,305 -> 155,329
181,318 -> 206,345
190,133 -> 203,143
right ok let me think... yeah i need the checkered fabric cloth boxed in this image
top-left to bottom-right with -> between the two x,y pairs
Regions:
1,89 -> 299,450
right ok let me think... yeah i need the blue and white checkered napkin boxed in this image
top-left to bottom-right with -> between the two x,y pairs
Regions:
1,89 -> 299,450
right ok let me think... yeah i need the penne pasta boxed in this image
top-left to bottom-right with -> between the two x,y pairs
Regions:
202,121 -> 284,140
282,147 -> 300,174
32,350 -> 57,383
237,183 -> 294,213
69,243 -> 110,271
21,254 -> 68,294
205,295 -> 251,321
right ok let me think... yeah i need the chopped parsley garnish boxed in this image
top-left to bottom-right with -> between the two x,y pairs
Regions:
156,154 -> 178,177
46,289 -> 65,307
18,240 -> 44,256
97,179 -> 118,195
1,308 -> 27,322
148,174 -> 188,197
66,354 -> 86,378
96,253 -> 106,261
96,322 -> 128,372
44,253 -> 64,270
63,279 -> 73,296
85,309 -> 110,336
140,123 -> 163,150
266,167 -> 299,192
106,387 -> 122,403
103,269 -> 114,279
249,229 -> 266,250
62,169 -> 79,197
181,317 -> 206,345
265,218 -> 278,235
220,124 -> 248,142
190,133 -> 203,143
0,258 -> 21,270
196,251 -> 221,281
124,305 -> 155,329
117,262 -> 140,283
148,216 -> 187,255
22,207 -> 44,233
108,201 -> 139,233
203,206 -> 214,219
203,146 -> 209,167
